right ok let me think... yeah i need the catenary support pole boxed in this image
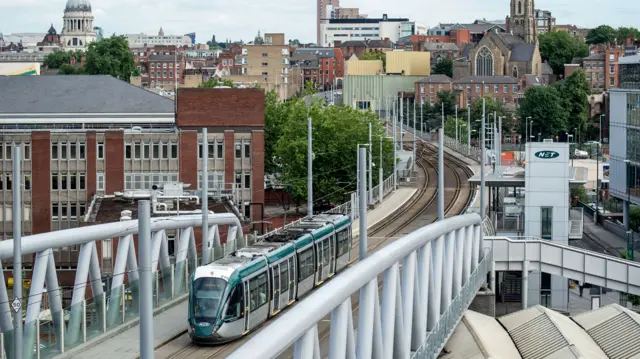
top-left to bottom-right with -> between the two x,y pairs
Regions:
13,144 -> 23,359
467,105 -> 471,154
308,116 -> 313,219
379,136 -> 383,204
201,128 -> 209,264
413,100 -> 416,172
393,98 -> 397,189
439,103 -> 445,221
481,99 -> 486,221
522,260 -> 529,309
359,147 -> 368,260
498,116 -> 502,167
368,122 -> 373,205
455,105 -> 459,143
138,200 -> 153,359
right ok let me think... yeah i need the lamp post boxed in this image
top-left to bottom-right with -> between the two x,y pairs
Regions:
467,105 -> 471,154
529,120 -> 533,143
455,104 -> 459,144
525,116 -> 532,145
307,116 -> 313,219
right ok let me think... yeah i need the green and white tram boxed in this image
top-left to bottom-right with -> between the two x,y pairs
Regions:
187,213 -> 352,343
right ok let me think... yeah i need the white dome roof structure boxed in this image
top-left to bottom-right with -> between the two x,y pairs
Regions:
65,0 -> 92,12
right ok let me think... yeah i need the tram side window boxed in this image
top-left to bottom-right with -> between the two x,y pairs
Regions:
298,248 -> 315,281
224,284 -> 244,320
336,230 -> 350,257
322,240 -> 331,265
249,273 -> 268,310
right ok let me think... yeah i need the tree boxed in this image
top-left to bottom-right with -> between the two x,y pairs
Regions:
44,51 -> 71,69
469,95 -> 511,135
443,116 -> 469,142
437,91 -> 456,116
432,58 -> 453,78
359,50 -> 386,71
206,34 -> 217,47
586,25 -> 617,45
518,86 -> 568,140
199,78 -> 235,88
617,27 -> 640,44
83,36 -> 136,82
559,69 -> 590,142
57,64 -> 83,75
302,80 -> 317,97
539,31 -> 589,75
132,68 -> 141,77
266,93 -> 394,207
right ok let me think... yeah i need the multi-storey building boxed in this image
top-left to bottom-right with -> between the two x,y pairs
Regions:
131,45 -> 186,89
605,47 -> 625,89
430,21 -> 506,44
0,75 -> 264,284
583,53 -> 605,92
609,54 -> 640,232
126,28 -> 193,48
321,15 -> 413,47
453,76 -> 519,108
234,33 -> 292,97
317,0 -> 340,45
534,9 -> 555,35
415,75 -> 453,105
293,48 -> 345,90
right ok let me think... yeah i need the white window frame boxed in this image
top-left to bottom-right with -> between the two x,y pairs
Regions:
97,142 -> 104,160
97,173 -> 105,191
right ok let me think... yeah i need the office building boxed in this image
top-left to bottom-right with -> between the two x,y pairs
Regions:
321,14 -> 413,47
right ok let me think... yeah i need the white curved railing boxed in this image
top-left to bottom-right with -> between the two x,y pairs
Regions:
0,213 -> 244,359
228,214 -> 489,359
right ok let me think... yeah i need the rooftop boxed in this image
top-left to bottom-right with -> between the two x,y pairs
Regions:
454,76 -> 518,84
416,75 -> 452,84
0,75 -> 175,114
445,305 -> 640,359
294,48 -> 335,58
328,17 -> 409,24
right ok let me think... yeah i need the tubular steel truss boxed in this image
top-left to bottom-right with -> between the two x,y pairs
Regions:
0,213 -> 244,359
228,213 -> 490,359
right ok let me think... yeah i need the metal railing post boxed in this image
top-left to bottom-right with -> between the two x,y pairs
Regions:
121,284 -> 126,324
60,309 -> 65,353
170,264 -> 175,299
82,300 -> 87,343
102,292 -> 107,333
36,318 -> 40,359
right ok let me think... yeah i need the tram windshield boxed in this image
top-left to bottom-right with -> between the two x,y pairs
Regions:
193,277 -> 227,322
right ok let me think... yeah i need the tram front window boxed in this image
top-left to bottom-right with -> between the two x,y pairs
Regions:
193,277 -> 227,322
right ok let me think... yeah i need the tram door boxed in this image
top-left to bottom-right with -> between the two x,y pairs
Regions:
271,265 -> 280,314
288,257 -> 296,301
243,280 -> 251,332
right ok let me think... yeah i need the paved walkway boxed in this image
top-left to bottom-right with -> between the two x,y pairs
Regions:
574,214 -> 640,259
57,188 -> 418,359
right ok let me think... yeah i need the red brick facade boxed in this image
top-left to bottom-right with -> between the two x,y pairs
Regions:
31,131 -> 51,234
105,130 -> 124,194
179,130 -> 198,188
251,131 -> 265,223
177,88 -> 266,128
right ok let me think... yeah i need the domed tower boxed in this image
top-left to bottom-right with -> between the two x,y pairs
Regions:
61,0 -> 97,49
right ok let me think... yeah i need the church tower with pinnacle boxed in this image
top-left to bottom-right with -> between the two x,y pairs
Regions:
510,0 -> 537,44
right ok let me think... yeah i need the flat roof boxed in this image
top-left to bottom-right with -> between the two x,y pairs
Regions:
89,197 -> 232,224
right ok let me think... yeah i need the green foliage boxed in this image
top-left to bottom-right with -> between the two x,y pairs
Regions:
559,69 -> 590,142
199,78 -> 236,88
539,31 -> 589,75
43,49 -> 84,69
616,27 -> 640,44
469,96 -> 511,135
57,64 -> 83,75
586,25 -> 617,45
432,58 -> 453,78
265,91 -> 394,205
443,116 -> 469,142
359,50 -> 386,71
570,186 -> 589,203
83,36 -> 136,82
436,91 -> 456,115
630,206 -> 640,232
132,68 -> 141,77
518,86 -> 568,140
302,80 -> 317,97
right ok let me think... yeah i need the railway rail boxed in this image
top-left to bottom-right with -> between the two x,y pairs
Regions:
154,136 -> 476,359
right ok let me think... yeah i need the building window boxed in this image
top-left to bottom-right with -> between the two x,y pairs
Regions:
541,207 -> 552,240
503,85 -> 508,93
466,85 -> 470,93
97,173 -> 105,191
134,143 -> 141,159
52,202 -> 59,219
420,84 -> 425,93
153,143 -> 160,158
244,172 -> 251,189
610,64 -> 615,74
609,54 -> 615,61
171,143 -> 178,159
22,174 -> 31,190
244,142 -> 251,158
144,143 -> 150,159
162,143 -> 169,158
97,142 -> 104,159
610,78 -> 615,87
513,85 -> 518,93
4,144 -> 11,160
235,141 -> 242,158
494,85 -> 498,93
23,143 -> 30,160
125,143 -> 132,159
475,85 -> 480,93
484,84 -> 489,93
61,173 -> 67,190
235,172 -> 242,187
475,46 -> 493,76
52,173 -> 58,190
262,52 -> 268,57
61,143 -> 67,159
79,142 -> 86,159
80,173 -> 86,190
70,174 -> 77,190
5,175 -> 11,191
217,140 -> 223,159
429,84 -> 434,93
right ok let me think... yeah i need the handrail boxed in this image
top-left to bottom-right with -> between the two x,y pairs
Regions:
228,213 -> 484,359
0,213 -> 243,260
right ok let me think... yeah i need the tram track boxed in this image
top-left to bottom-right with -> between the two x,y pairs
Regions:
156,135 -> 475,359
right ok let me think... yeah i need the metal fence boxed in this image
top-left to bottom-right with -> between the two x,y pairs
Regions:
258,173 -> 397,240
0,214 -> 244,359
228,214 -> 487,359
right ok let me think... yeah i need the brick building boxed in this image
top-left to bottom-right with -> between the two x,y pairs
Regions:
415,75 -> 453,105
453,76 -> 519,108
0,75 -> 264,284
292,47 -> 345,90
583,53 -> 605,92
131,45 -> 187,89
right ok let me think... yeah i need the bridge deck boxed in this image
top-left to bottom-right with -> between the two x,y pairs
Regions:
55,188 -> 417,359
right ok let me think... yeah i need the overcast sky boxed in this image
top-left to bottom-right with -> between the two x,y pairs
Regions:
1,0 -> 637,43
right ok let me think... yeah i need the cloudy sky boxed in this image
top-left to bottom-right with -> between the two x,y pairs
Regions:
1,0 -> 637,43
